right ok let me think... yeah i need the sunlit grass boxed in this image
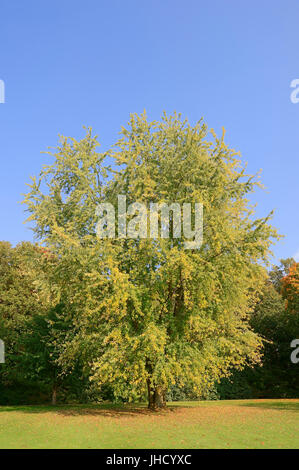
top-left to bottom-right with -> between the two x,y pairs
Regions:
0,399 -> 298,449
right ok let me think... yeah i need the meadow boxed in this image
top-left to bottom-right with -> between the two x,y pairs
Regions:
0,399 -> 298,449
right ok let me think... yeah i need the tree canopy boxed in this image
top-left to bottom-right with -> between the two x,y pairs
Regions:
23,112 -> 279,408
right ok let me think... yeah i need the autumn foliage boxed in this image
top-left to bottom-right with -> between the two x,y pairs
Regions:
281,262 -> 299,314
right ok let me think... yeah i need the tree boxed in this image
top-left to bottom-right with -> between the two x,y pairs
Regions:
269,258 -> 295,292
0,242 -> 88,405
281,262 -> 299,314
0,242 -> 52,403
24,112 -> 279,408
0,241 -> 50,371
19,301 -> 91,405
218,261 -> 299,399
250,267 -> 299,398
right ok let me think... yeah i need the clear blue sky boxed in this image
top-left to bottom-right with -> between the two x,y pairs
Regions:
0,0 -> 298,263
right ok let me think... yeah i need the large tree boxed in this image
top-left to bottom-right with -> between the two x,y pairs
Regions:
24,112 -> 278,408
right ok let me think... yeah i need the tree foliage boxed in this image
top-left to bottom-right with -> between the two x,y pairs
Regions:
0,242 -> 86,404
281,262 -> 299,314
23,112 -> 279,407
218,260 -> 299,399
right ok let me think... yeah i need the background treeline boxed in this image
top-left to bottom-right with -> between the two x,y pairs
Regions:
217,258 -> 299,400
0,241 -> 298,405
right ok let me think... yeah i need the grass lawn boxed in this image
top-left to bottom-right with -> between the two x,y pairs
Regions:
0,399 -> 298,449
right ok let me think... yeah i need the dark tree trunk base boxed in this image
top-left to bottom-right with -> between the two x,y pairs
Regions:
51,385 -> 57,406
147,382 -> 166,410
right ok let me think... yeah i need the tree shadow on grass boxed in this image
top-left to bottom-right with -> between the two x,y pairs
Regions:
239,400 -> 299,412
2,400 -> 299,416
0,403 -> 178,418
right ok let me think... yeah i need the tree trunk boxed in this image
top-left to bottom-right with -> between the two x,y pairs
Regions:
147,381 -> 166,410
51,384 -> 57,406
153,386 -> 166,408
147,379 -> 154,409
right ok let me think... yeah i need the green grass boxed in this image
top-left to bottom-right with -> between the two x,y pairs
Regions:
0,399 -> 298,449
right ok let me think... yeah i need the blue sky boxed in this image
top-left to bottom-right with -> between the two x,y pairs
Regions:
0,0 -> 298,263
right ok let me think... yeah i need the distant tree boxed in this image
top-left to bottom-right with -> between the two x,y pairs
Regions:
218,262 -> 299,399
19,303 -> 85,405
0,242 -> 42,332
0,242 -> 49,402
269,258 -> 295,292
24,112 -> 279,408
251,281 -> 286,334
0,242 -> 50,365
281,262 -> 299,314
0,242 -> 67,404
